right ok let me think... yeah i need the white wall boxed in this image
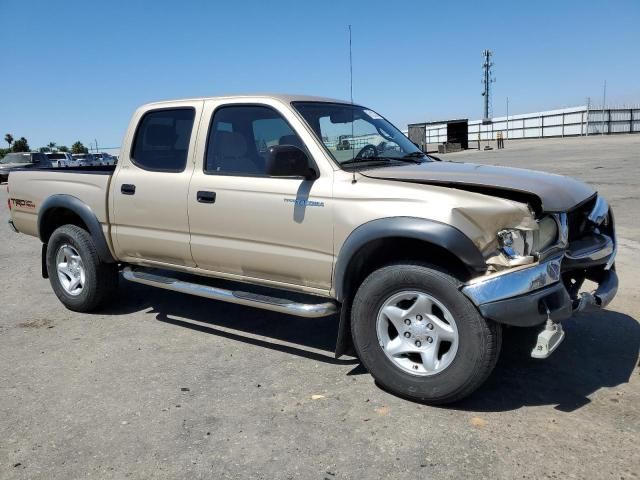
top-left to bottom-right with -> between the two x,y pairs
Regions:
416,106 -> 640,143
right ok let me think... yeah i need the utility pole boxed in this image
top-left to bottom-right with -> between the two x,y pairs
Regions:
481,50 -> 495,148
481,49 -> 494,122
585,96 -> 591,136
601,80 -> 607,135
506,96 -> 509,139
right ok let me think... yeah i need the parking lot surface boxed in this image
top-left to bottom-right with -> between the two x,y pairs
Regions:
1,135 -> 639,479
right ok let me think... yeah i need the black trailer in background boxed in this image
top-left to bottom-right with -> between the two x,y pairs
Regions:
408,119 -> 469,152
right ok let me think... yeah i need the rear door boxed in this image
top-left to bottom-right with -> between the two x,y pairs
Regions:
188,99 -> 334,291
110,101 -> 203,267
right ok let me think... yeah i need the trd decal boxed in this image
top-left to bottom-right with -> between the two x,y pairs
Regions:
284,198 -> 324,207
10,198 -> 36,209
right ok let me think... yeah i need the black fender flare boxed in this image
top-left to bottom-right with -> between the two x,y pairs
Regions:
38,194 -> 116,264
333,217 -> 487,302
332,217 -> 487,358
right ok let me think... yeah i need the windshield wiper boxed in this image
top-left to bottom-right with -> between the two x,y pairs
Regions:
341,155 -> 422,167
402,151 -> 428,161
340,156 -> 393,167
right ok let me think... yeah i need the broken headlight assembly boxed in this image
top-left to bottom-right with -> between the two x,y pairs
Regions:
497,216 -> 559,265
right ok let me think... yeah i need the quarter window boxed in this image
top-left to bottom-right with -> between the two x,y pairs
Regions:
131,108 -> 195,172
205,105 -> 304,176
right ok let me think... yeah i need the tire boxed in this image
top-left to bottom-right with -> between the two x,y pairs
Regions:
46,225 -> 118,312
351,263 -> 501,404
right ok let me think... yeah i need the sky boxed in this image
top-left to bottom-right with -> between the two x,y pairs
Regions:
1,0 -> 639,150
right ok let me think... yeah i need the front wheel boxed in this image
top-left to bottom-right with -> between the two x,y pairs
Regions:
351,264 -> 501,404
46,225 -> 118,312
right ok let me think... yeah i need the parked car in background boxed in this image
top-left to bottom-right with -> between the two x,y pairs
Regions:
0,152 -> 48,182
70,153 -> 97,167
93,153 -> 117,166
93,153 -> 108,166
45,152 -> 74,168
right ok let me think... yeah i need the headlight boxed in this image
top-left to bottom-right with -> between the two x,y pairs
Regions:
497,229 -> 532,259
497,216 -> 559,261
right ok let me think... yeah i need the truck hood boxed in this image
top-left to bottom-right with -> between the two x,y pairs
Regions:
360,161 -> 595,213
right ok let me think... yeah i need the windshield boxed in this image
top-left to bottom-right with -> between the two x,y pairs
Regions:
292,102 -> 424,166
0,153 -> 31,164
46,153 -> 66,160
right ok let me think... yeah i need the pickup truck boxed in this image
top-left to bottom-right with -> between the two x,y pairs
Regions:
6,94 -> 618,404
0,152 -> 50,182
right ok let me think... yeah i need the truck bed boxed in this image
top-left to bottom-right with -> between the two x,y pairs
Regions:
8,166 -> 115,239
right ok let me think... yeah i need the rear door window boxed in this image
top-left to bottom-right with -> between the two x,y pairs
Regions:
131,108 -> 195,172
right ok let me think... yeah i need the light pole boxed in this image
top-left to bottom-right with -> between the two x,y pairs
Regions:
601,81 -> 607,135
506,97 -> 509,140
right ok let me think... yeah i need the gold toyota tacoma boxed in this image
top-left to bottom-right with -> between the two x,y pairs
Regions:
7,95 -> 618,404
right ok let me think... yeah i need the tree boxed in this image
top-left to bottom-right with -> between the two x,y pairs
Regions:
48,142 -> 57,151
71,141 -> 88,154
4,133 -> 13,148
12,137 -> 30,152
58,145 -> 69,152
39,147 -> 50,153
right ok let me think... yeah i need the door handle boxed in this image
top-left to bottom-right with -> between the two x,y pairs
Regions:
121,184 -> 136,195
197,191 -> 216,203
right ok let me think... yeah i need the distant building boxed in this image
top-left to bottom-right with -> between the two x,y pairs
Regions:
408,105 -> 640,149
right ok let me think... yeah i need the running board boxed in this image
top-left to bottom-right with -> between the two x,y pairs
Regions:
122,267 -> 337,318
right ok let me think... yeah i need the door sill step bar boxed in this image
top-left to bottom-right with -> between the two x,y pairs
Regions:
122,267 -> 337,318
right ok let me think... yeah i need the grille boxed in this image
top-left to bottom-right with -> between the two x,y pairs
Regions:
566,196 -> 597,241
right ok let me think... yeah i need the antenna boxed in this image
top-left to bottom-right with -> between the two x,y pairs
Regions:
349,24 -> 353,104
349,25 -> 357,183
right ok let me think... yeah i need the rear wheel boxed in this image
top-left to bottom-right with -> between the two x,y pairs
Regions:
46,225 -> 118,312
351,263 -> 501,404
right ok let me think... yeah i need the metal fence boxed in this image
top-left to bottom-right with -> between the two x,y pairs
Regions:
412,106 -> 640,144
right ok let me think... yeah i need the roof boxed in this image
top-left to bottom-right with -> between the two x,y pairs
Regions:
143,93 -> 354,107
408,119 -> 469,127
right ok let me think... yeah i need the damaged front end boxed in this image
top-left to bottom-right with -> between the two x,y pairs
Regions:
460,194 -> 618,358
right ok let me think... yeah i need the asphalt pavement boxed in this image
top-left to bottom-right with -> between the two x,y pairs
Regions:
1,135 -> 638,479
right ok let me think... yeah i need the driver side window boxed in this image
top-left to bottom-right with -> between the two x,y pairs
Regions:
205,105 -> 304,176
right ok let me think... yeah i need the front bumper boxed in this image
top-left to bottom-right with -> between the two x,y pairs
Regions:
461,199 -> 618,327
463,262 -> 618,327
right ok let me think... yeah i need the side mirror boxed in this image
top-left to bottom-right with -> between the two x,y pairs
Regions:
266,145 -> 317,180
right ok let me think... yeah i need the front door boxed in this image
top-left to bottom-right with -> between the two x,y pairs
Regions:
111,102 -> 201,267
188,102 -> 334,291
